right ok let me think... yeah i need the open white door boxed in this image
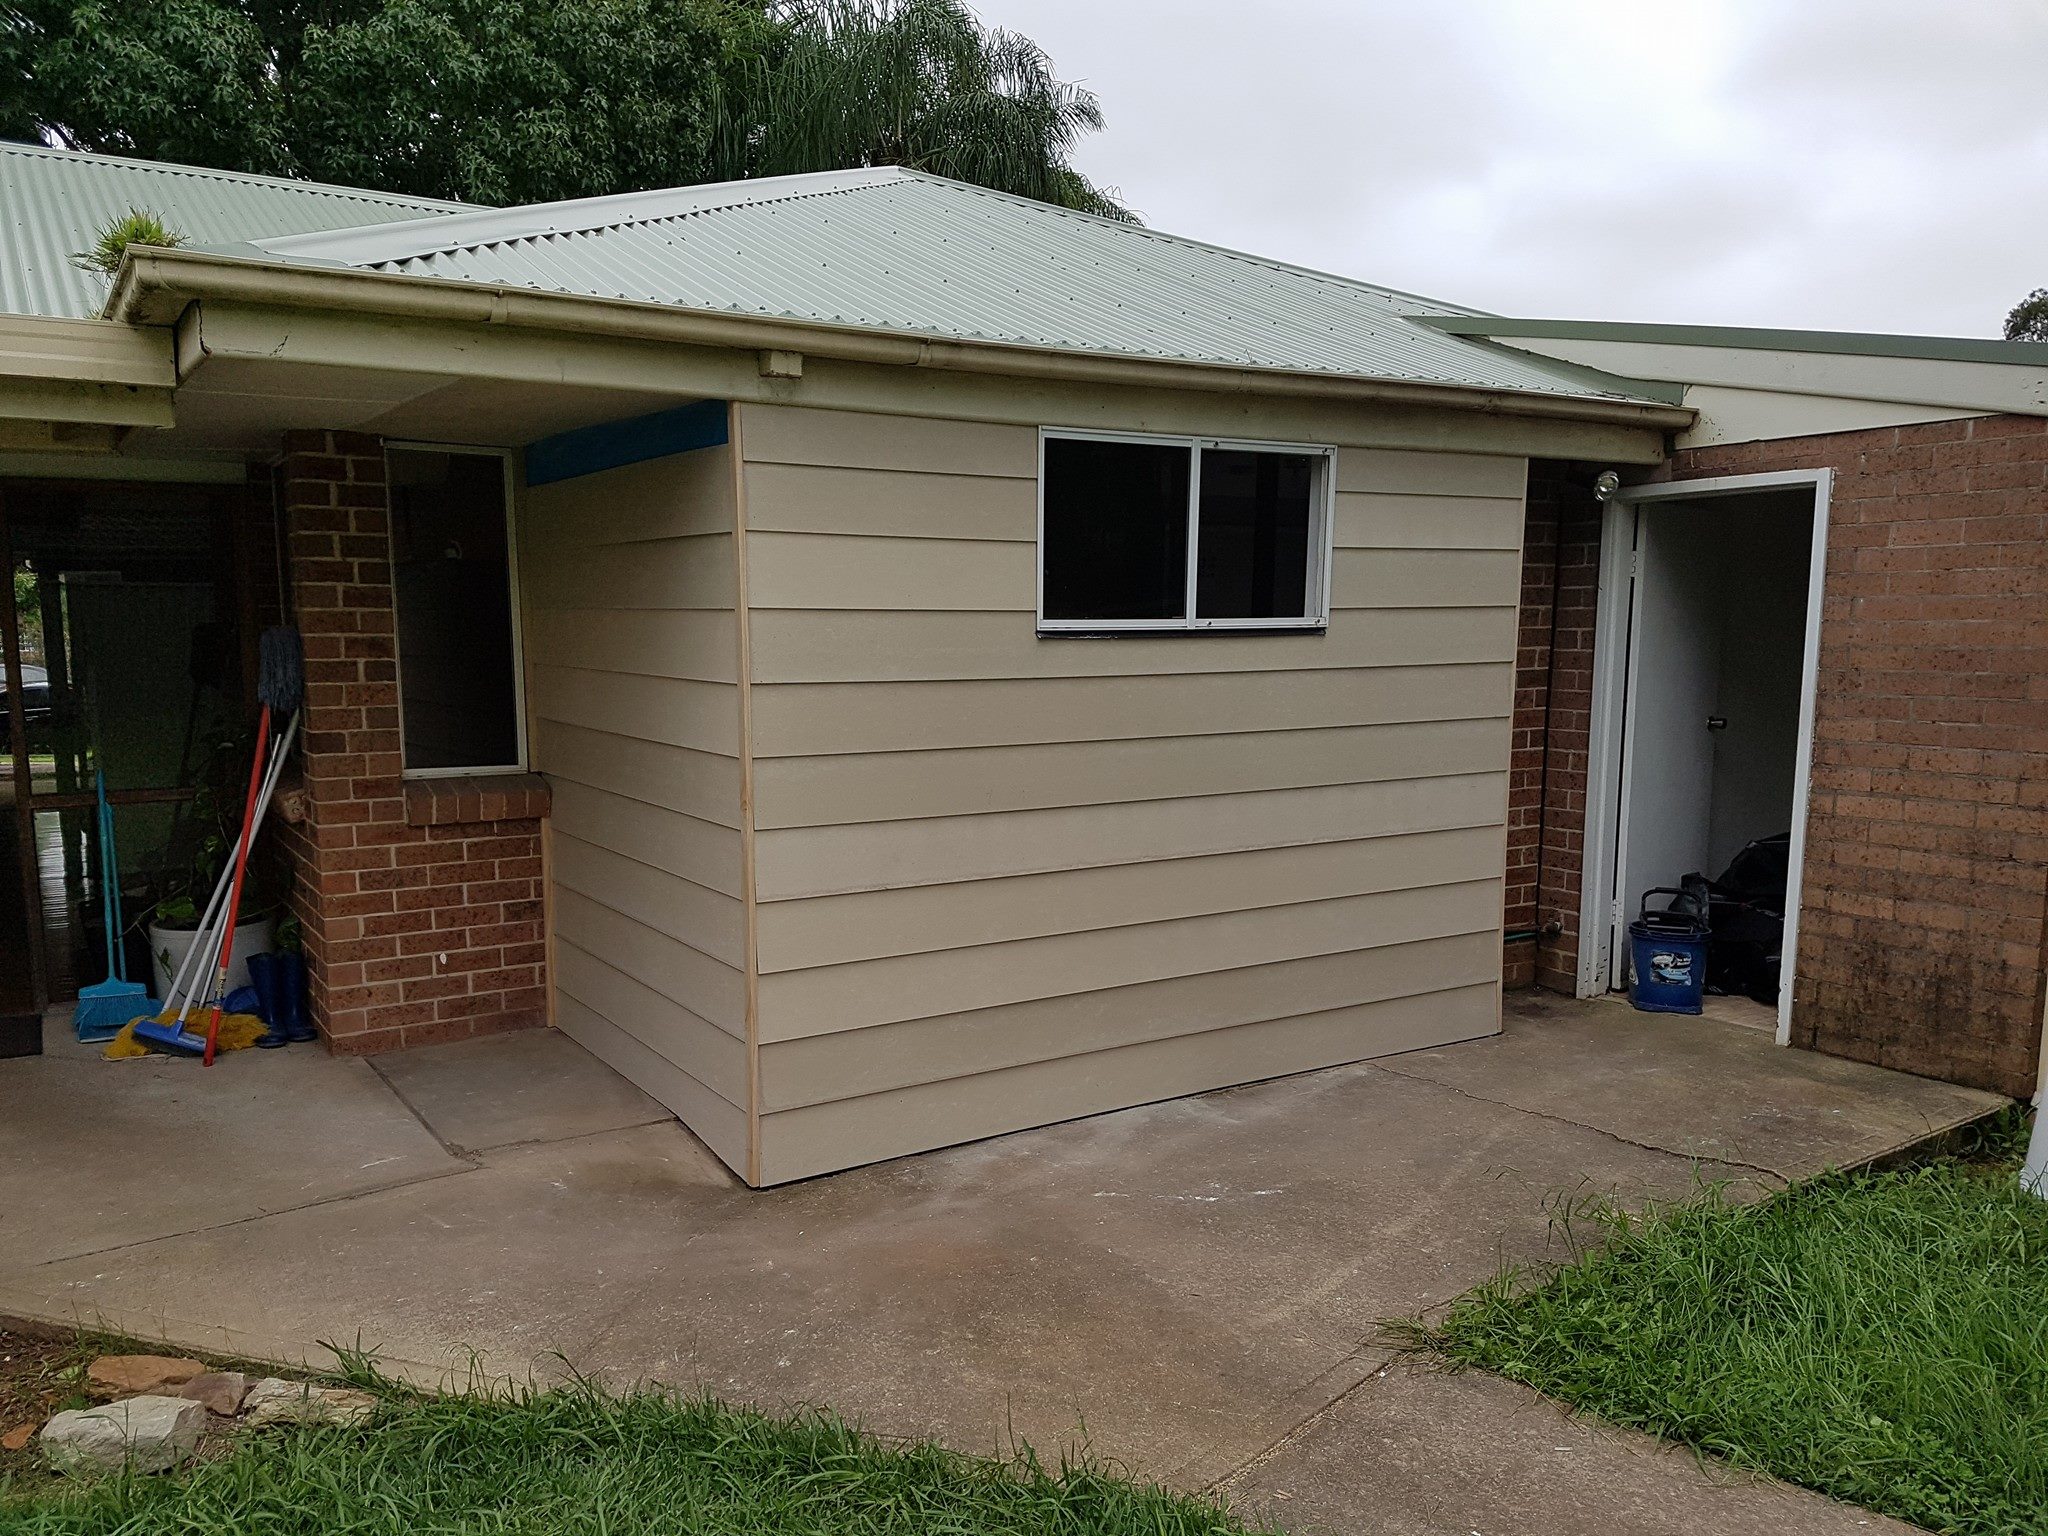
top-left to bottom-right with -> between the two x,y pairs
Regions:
1582,470 -> 1832,1044
1611,503 -> 1722,985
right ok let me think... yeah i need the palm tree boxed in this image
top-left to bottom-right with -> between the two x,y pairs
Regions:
717,0 -> 1132,221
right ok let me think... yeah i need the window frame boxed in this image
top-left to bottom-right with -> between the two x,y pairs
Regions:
1035,427 -> 1335,635
383,440 -> 529,779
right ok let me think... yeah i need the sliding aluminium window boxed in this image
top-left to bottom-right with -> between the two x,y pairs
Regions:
1037,429 -> 1334,632
385,444 -> 526,775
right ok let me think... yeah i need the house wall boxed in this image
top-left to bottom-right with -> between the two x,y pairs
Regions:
734,403 -> 1523,1185
275,429 -> 550,1054
1515,419 -> 2048,1099
519,445 -> 752,1174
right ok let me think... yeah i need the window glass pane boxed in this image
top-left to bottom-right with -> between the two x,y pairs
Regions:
1195,449 -> 1317,620
1041,438 -> 1190,622
388,450 -> 520,771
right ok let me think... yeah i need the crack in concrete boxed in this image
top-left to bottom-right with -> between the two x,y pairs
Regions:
1201,1344 -> 1400,1494
1375,1063 -> 1791,1183
459,1115 -> 677,1160
364,1056 -> 486,1165
361,1055 -> 675,1161
23,1162 -> 484,1270
1192,1068 -> 1794,1498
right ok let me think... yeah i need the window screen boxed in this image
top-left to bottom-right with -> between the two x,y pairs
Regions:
1041,437 -> 1191,621
387,448 -> 522,772
1038,433 -> 1328,631
1196,449 -> 1316,620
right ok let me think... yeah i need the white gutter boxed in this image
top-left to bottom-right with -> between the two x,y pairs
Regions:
105,247 -> 1696,434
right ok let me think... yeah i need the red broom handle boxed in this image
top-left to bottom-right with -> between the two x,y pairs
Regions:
203,707 -> 270,1066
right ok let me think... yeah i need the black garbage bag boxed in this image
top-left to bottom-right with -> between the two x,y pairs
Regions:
1700,833 -> 1790,1005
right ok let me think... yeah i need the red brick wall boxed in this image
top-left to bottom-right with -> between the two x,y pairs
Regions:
1505,476 -> 1557,986
1508,465 -> 1604,993
274,430 -> 549,1055
1514,423 -> 2046,1098
1662,418 -> 2047,1098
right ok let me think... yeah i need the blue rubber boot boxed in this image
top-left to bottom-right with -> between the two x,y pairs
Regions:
278,951 -> 318,1043
248,953 -> 288,1048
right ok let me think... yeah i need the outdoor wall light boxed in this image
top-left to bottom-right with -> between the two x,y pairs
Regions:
1593,470 -> 1623,501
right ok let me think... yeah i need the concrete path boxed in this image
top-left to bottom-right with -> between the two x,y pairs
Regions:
2,992 -> 1997,1533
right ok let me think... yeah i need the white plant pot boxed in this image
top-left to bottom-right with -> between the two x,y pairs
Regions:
149,914 -> 276,1005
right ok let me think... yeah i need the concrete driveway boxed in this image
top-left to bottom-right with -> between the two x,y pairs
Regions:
1,992 -> 2001,1534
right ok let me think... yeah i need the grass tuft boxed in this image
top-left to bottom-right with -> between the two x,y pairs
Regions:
1411,1145 -> 2048,1536
2,1368 -> 1274,1535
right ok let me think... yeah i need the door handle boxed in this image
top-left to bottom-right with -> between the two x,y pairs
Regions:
1706,716 -> 1727,731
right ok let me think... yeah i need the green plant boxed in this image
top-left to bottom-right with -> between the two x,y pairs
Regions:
1406,1151 -> 2048,1536
5,2 -> 1123,216
2007,287 -> 2048,342
0,1356 -> 1272,1534
717,0 -> 1131,220
149,718 -> 261,931
70,209 -> 184,276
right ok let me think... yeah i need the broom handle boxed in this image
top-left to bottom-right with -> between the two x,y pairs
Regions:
163,713 -> 301,1020
104,787 -> 131,984
203,705 -> 271,1066
97,771 -> 120,980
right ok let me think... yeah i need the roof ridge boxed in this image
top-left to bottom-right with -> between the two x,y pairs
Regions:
259,166 -> 912,265
882,168 -> 1488,320
258,162 -> 1482,326
0,138 -> 477,212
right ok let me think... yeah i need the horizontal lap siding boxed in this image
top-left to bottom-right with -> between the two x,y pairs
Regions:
738,404 -> 1523,1183
761,982 -> 1501,1185
523,445 -> 749,1173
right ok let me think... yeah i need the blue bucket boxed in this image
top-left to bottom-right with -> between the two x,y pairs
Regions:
1628,887 -> 1708,1015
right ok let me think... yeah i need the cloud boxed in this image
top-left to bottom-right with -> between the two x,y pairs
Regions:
987,0 -> 2048,336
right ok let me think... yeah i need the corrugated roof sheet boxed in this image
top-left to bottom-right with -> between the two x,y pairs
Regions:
0,141 -> 477,319
256,168 -> 1662,405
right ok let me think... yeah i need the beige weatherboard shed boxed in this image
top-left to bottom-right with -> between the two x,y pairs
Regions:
5,148 -> 1687,1185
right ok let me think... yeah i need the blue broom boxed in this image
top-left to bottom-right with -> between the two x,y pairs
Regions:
74,770 -> 157,1041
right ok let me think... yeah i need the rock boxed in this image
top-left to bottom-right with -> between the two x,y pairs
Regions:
240,1377 -> 377,1427
41,1395 -> 205,1474
176,1371 -> 251,1416
86,1354 -> 206,1396
2,1421 -> 34,1452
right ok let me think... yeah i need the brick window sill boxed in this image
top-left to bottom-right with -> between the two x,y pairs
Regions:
402,772 -> 551,827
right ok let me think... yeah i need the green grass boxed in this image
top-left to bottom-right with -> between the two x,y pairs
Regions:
1,1362 -> 1274,1536
1411,1115 -> 2048,1536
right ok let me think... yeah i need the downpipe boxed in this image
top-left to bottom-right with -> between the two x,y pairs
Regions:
2024,1086 -> 2047,1199
2026,998 -> 2048,1200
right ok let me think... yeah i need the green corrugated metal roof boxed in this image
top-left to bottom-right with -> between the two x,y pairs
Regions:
250,168 -> 1672,406
0,141 -> 478,319
3,145 -> 1677,409
1420,314 -> 2048,368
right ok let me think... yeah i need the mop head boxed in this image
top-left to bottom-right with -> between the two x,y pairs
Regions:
105,1011 -> 268,1060
258,626 -> 304,713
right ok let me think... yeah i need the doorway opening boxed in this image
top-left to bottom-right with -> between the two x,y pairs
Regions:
0,478 -> 265,1034
1581,471 -> 1830,1044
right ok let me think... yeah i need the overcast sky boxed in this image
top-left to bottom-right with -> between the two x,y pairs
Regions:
987,0 -> 2047,339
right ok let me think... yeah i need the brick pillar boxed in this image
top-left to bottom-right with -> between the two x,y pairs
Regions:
275,430 -> 549,1054
1533,478 -> 1604,994
1508,465 -> 1603,996
1504,475 -> 1559,987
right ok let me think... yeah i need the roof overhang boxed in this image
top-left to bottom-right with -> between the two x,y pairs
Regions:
1419,315 -> 2048,420
0,314 -> 176,449
106,246 -> 1696,441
